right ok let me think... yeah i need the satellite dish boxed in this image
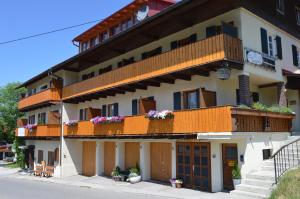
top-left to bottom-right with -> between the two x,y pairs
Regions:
136,5 -> 149,22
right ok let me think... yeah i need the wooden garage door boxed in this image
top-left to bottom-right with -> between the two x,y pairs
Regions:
104,142 -> 115,176
150,143 -> 172,182
125,142 -> 140,169
82,141 -> 96,177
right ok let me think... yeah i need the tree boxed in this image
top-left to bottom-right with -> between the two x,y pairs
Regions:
0,82 -> 26,143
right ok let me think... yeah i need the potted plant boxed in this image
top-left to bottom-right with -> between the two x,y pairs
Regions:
111,166 -> 122,181
232,162 -> 241,189
127,165 -> 141,184
170,179 -> 183,188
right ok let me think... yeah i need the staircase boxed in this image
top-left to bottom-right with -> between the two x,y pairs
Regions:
230,136 -> 300,199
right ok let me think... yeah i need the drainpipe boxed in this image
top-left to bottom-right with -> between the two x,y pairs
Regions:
59,102 -> 64,179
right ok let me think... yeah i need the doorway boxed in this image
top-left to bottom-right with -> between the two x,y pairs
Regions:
222,144 -> 238,190
176,142 -> 211,191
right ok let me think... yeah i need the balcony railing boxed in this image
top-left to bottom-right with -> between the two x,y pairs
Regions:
16,124 -> 61,137
64,106 -> 294,137
63,34 -> 243,100
18,88 -> 61,111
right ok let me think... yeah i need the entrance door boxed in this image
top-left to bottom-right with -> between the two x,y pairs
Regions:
222,144 -> 238,190
150,143 -> 171,182
177,142 -> 211,191
104,142 -> 115,176
82,141 -> 96,177
28,145 -> 35,170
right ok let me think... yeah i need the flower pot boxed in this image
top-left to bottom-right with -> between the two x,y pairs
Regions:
129,175 -> 141,184
233,179 -> 241,189
171,183 -> 176,188
112,176 -> 122,181
175,183 -> 182,188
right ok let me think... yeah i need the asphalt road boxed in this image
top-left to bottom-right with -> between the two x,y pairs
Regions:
0,177 -> 174,199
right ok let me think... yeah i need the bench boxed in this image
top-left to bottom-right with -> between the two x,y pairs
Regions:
33,165 -> 44,177
44,166 -> 55,178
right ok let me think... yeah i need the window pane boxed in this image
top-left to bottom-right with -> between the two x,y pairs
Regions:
188,92 -> 198,109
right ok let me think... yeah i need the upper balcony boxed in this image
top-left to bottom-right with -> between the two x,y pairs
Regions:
18,88 -> 61,112
62,34 -> 243,102
15,124 -> 61,138
64,106 -> 294,138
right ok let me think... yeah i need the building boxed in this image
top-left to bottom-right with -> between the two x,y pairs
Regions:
15,0 -> 300,193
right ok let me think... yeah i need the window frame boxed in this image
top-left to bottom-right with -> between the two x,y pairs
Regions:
107,104 -> 115,117
79,108 -> 88,121
28,115 -> 36,125
296,7 -> 300,26
276,0 -> 285,15
38,112 -> 47,125
183,89 -> 199,110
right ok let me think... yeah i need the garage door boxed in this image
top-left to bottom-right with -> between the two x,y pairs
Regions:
104,142 -> 115,176
150,142 -> 172,182
125,142 -> 140,169
82,141 -> 96,177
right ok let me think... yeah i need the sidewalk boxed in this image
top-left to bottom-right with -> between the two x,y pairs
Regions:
9,172 -> 230,199
0,161 -> 20,176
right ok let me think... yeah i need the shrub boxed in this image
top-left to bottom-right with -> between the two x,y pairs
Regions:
232,163 -> 241,179
238,104 -> 251,109
252,102 -> 268,111
111,166 -> 121,177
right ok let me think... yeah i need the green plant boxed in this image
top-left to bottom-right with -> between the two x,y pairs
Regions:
13,138 -> 25,169
111,166 -> 121,177
232,163 -> 241,179
238,104 -> 251,109
252,102 -> 268,111
267,106 -> 294,114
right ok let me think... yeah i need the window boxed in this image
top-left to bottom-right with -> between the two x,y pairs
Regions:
38,150 -> 43,164
170,34 -> 197,50
296,7 -> 300,26
276,0 -> 285,15
82,72 -> 95,81
111,25 -> 121,36
98,65 -> 112,75
40,84 -> 48,91
268,36 -> 274,57
55,148 -> 59,163
183,90 -> 199,110
28,115 -> 36,125
38,112 -> 46,125
79,108 -> 88,121
141,47 -> 162,60
127,18 -> 133,29
81,42 -> 89,52
263,149 -> 272,160
48,151 -> 55,166
118,57 -> 135,68
90,37 -> 97,47
107,103 -> 118,117
102,31 -> 109,41
121,21 -> 127,31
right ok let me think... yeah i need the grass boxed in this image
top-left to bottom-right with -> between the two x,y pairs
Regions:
269,167 -> 300,199
4,162 -> 20,169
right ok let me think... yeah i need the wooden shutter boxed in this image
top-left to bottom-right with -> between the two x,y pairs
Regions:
200,88 -> 217,108
139,98 -> 156,114
170,41 -> 178,50
38,150 -> 43,164
55,148 -> 59,162
173,92 -> 182,111
236,89 -> 240,105
48,151 -> 55,166
275,36 -> 282,59
132,99 -> 138,115
292,45 -> 299,66
48,111 -> 60,124
260,28 -> 269,54
113,103 -> 119,116
206,26 -> 217,38
196,89 -> 200,108
102,105 -> 107,117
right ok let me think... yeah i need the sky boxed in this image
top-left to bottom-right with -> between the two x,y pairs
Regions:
0,0 -> 133,87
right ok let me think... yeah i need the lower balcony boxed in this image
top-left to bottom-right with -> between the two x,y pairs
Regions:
16,124 -> 61,138
64,106 -> 294,138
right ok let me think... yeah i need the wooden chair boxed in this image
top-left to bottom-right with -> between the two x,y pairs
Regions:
44,166 -> 55,178
33,165 -> 44,177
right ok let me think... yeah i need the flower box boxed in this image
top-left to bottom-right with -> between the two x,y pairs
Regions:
64,120 -> 79,126
170,179 -> 183,188
146,110 -> 174,120
90,116 -> 125,124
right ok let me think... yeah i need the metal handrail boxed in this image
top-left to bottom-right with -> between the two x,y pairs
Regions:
271,137 -> 300,184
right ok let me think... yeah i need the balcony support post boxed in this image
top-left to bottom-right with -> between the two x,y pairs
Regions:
95,141 -> 104,176
140,142 -> 151,181
239,74 -> 251,106
115,142 -> 125,170
277,82 -> 287,107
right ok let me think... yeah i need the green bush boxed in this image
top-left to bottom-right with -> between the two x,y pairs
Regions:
267,106 -> 294,114
232,163 -> 241,179
111,166 -> 121,177
13,138 -> 25,169
238,104 -> 251,109
252,102 -> 268,111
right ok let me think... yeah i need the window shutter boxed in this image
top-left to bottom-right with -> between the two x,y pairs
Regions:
170,41 -> 178,50
113,103 -> 119,116
292,45 -> 299,66
156,47 -> 162,54
206,26 -> 217,38
132,99 -> 138,115
260,28 -> 269,54
222,22 -> 238,38
173,92 -> 182,111
141,52 -> 147,60
102,105 -> 107,117
275,36 -> 282,59
189,34 -> 197,42
236,89 -> 240,105
196,89 -> 200,108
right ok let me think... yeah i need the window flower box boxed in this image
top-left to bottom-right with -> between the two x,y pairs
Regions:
90,116 -> 125,124
64,120 -> 79,126
170,179 -> 183,188
24,124 -> 37,133
145,110 -> 174,120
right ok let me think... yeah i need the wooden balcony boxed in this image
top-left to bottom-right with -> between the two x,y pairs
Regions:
63,34 -> 243,102
64,106 -> 294,138
18,88 -> 61,111
15,124 -> 61,138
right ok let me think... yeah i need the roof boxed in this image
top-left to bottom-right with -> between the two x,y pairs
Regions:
73,0 -> 176,42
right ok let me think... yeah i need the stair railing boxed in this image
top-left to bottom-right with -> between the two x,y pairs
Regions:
272,137 -> 300,184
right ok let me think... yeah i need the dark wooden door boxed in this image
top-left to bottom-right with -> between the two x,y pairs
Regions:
177,142 -> 211,191
28,146 -> 35,170
222,144 -> 238,190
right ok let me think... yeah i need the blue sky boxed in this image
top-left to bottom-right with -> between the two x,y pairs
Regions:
0,0 -> 132,87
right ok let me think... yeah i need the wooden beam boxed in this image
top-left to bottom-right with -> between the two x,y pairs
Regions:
142,81 -> 161,87
118,86 -> 136,92
132,83 -> 147,90
154,77 -> 175,84
258,82 -> 281,89
169,73 -> 191,81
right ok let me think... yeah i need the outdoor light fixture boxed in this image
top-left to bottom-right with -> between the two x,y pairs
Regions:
217,62 -> 231,80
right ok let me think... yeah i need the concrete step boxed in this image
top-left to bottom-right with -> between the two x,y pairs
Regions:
235,184 -> 271,195
246,171 -> 275,182
260,165 -> 274,171
262,160 -> 274,167
242,178 -> 274,187
230,190 -> 268,199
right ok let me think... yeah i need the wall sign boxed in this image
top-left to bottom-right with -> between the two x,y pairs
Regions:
247,51 -> 263,65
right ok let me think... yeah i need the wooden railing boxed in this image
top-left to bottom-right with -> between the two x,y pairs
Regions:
15,124 -> 61,137
63,34 -> 243,100
18,88 -> 61,110
64,106 -> 294,137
